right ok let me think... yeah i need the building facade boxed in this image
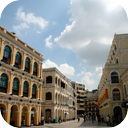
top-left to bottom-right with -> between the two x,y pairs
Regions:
97,33 -> 128,123
41,68 -> 77,122
0,26 -> 44,127
84,91 -> 99,116
75,82 -> 86,115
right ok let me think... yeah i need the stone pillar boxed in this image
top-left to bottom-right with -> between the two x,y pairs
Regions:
0,39 -> 4,60
16,104 -> 22,127
10,47 -> 16,66
30,58 -> 34,75
28,80 -> 33,98
26,106 -> 31,126
36,84 -> 39,99
7,73 -> 13,94
21,53 -> 26,70
40,62 -> 43,78
37,63 -> 40,77
6,102 -> 11,124
19,77 -> 24,96
34,106 -> 39,125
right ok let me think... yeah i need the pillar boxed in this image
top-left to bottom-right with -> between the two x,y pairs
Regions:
26,106 -> 31,126
10,47 -> 16,66
37,63 -> 40,77
40,62 -> 43,78
19,77 -> 24,96
30,58 -> 34,75
28,80 -> 33,98
21,53 -> 26,70
7,73 -> 13,94
6,102 -> 11,124
0,39 -> 4,60
16,104 -> 22,127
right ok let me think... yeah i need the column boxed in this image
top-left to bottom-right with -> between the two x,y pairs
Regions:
19,77 -> 24,96
16,104 -> 22,127
0,39 -> 4,60
6,102 -> 11,124
39,84 -> 42,99
21,53 -> 26,70
26,105 -> 31,126
7,73 -> 13,94
37,63 -> 40,77
40,62 -> 43,78
10,47 -> 16,66
38,106 -> 41,124
34,106 -> 39,125
30,58 -> 34,75
36,83 -> 39,99
28,80 -> 33,98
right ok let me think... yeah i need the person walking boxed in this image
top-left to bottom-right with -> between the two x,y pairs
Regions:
112,115 -> 116,127
59,116 -> 61,124
77,115 -> 80,122
91,115 -> 94,123
41,115 -> 44,125
84,114 -> 86,122
48,116 -> 51,124
106,115 -> 110,126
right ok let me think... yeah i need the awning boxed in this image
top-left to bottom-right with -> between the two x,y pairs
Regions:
121,101 -> 128,108
64,112 -> 69,114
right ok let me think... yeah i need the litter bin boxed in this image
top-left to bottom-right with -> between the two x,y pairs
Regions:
53,119 -> 55,123
55,117 -> 58,123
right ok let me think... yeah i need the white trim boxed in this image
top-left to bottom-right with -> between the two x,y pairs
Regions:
111,86 -> 122,101
118,38 -> 128,48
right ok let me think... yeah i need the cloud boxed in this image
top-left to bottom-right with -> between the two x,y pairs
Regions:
37,31 -> 41,34
45,35 -> 53,48
78,66 -> 102,90
54,0 -> 128,67
43,59 -> 75,78
13,7 -> 49,34
13,22 -> 29,35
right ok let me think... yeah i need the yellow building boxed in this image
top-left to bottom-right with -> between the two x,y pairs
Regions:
0,26 -> 43,127
75,82 -> 86,115
84,91 -> 99,116
41,68 -> 77,122
97,33 -> 128,123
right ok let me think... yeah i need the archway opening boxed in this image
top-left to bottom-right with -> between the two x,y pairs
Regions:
114,106 -> 122,124
45,109 -> 51,122
10,105 -> 18,127
22,106 -> 28,126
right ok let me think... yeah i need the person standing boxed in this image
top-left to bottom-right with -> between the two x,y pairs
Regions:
48,116 -> 51,124
84,114 -> 86,122
106,115 -> 110,126
91,115 -> 94,123
77,115 -> 80,122
59,116 -> 61,124
41,115 -> 44,125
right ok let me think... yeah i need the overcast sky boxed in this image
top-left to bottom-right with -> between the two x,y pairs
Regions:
0,0 -> 128,91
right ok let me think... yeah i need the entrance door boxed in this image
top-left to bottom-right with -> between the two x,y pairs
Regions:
45,109 -> 51,122
114,106 -> 122,122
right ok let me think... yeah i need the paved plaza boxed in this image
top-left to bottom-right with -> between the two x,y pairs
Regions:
21,118 -> 110,128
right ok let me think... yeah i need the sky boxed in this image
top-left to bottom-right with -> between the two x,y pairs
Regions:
0,0 -> 128,92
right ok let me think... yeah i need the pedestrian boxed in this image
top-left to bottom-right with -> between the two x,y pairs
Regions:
59,116 -> 61,123
84,114 -> 86,122
97,115 -> 101,125
41,115 -> 44,125
101,115 -> 104,123
106,115 -> 110,126
77,115 -> 80,122
48,116 -> 51,124
112,115 -> 115,127
118,114 -> 121,124
91,115 -> 94,123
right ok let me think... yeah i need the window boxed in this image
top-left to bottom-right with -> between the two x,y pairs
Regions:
112,88 -> 121,101
23,81 -> 28,97
25,57 -> 30,73
32,84 -> 36,99
33,62 -> 37,76
46,92 -> 52,100
3,45 -> 11,64
0,73 -> 8,93
124,84 -> 128,98
46,76 -> 52,84
111,72 -> 119,83
12,77 -> 19,95
15,52 -> 21,69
